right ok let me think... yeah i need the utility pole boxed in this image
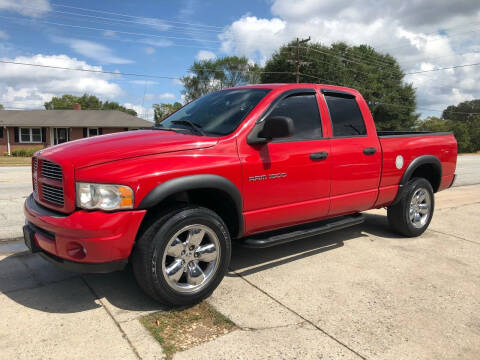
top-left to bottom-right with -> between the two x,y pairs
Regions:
288,37 -> 311,83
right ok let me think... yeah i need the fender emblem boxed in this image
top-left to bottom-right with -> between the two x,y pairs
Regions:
249,173 -> 287,182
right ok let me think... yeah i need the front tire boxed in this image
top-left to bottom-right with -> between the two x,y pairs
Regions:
387,178 -> 434,237
132,206 -> 231,306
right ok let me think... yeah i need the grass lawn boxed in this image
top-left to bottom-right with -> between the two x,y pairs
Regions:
140,302 -> 237,359
0,156 -> 32,166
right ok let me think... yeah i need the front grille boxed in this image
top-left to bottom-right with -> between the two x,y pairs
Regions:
41,160 -> 63,181
32,157 -> 38,195
41,183 -> 64,206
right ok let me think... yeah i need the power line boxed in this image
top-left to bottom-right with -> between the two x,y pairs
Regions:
0,15 -> 222,44
0,59 -> 180,79
299,72 -> 480,115
26,2 -> 480,78
0,59 -> 292,79
51,2 -> 225,29
404,62 -> 480,76
39,12 -> 222,38
1,60 -> 479,116
14,4 -> 224,34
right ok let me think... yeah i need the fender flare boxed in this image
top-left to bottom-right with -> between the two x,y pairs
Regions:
138,174 -> 244,237
391,155 -> 442,205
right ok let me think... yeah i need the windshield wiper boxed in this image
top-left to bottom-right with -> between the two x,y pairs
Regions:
171,120 -> 206,136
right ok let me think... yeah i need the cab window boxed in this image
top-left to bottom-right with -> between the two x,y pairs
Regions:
268,94 -> 322,140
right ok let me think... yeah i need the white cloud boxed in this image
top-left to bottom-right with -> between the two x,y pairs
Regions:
171,78 -> 183,86
130,80 -> 158,85
196,50 -> 216,61
0,30 -> 8,39
136,17 -> 172,31
53,38 -> 133,65
140,38 -> 174,48
0,0 -> 51,17
123,103 -> 154,121
145,47 -> 155,55
144,92 -> 176,101
103,30 -> 116,37
0,54 -> 123,109
219,0 -> 480,115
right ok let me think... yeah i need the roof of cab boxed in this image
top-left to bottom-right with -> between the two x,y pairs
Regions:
226,83 -> 360,95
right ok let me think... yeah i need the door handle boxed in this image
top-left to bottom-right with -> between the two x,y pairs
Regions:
363,147 -> 377,155
310,152 -> 328,161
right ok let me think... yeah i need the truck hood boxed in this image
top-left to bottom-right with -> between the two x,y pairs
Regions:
39,129 -> 218,168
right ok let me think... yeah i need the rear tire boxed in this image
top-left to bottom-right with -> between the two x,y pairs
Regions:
387,178 -> 434,237
132,205 -> 231,306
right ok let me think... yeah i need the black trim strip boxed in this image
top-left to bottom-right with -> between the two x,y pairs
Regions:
321,89 -> 355,98
138,174 -> 244,238
25,194 -> 67,218
378,131 -> 453,138
39,251 -> 127,273
391,155 -> 442,205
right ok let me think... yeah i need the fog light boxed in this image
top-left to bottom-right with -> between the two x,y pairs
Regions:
66,242 -> 87,260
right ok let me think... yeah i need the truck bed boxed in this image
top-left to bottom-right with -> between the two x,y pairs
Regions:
377,131 -> 457,206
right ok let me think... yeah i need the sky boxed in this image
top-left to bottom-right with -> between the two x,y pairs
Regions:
0,0 -> 479,121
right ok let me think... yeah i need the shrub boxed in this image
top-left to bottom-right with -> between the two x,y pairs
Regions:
11,146 -> 43,157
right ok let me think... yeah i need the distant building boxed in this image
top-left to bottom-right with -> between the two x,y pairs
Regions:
0,105 -> 153,155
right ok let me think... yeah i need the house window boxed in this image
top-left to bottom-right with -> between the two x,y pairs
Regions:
88,128 -> 99,137
20,128 -> 43,143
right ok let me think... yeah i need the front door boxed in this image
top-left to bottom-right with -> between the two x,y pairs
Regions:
54,128 -> 70,145
239,90 -> 331,234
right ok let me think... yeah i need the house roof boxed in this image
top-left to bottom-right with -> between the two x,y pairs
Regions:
0,110 -> 153,128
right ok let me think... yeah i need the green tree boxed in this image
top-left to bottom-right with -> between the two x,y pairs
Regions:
102,101 -> 137,116
153,102 -> 182,125
441,99 -> 480,153
181,56 -> 261,102
261,41 -> 418,130
416,116 -> 450,132
44,94 -> 136,116
0,104 -> 4,110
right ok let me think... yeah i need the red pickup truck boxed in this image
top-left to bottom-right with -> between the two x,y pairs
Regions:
24,83 -> 457,305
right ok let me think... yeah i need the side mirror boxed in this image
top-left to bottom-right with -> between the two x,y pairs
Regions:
247,116 -> 294,145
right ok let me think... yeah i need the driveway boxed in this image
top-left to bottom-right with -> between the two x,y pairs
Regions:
1,184 -> 479,359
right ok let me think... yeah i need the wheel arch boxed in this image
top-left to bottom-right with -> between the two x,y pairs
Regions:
138,174 -> 244,238
392,155 -> 442,205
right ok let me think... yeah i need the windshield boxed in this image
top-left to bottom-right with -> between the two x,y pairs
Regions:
158,88 -> 271,136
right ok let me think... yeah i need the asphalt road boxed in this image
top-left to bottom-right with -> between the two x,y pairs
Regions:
0,154 -> 478,241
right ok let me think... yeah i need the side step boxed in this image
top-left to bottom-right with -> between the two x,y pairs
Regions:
239,213 -> 365,248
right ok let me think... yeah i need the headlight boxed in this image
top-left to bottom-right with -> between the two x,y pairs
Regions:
76,182 -> 134,210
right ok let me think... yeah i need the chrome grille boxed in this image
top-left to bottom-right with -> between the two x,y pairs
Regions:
41,183 -> 64,206
32,157 -> 38,195
41,160 -> 63,181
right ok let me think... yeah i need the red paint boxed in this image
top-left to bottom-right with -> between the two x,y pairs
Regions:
25,83 -> 457,265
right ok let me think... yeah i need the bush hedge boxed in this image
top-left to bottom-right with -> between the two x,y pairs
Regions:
11,146 -> 43,157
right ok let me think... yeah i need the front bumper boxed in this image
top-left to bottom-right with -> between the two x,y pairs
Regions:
24,194 -> 146,272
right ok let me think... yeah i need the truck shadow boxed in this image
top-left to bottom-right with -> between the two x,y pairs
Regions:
0,213 -> 402,314
229,212 -> 404,277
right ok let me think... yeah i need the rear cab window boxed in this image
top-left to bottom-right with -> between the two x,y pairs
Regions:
324,92 -> 366,137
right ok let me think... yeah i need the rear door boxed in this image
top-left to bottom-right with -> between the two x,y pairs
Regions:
322,90 -> 381,216
239,89 -> 331,234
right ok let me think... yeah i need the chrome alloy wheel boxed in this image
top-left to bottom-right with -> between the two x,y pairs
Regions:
161,224 -> 220,293
409,187 -> 432,229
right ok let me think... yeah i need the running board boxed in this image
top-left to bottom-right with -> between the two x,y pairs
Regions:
240,213 -> 364,248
